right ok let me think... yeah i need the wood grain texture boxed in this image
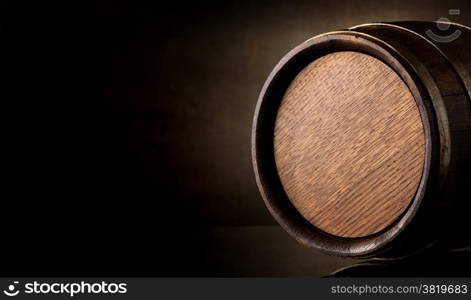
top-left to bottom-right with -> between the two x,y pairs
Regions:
274,51 -> 425,238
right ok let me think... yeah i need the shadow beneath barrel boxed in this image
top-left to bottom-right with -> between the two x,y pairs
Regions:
328,248 -> 471,277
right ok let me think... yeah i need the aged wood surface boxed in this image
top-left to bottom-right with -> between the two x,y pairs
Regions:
274,51 -> 425,238
253,22 -> 470,257
352,22 -> 471,249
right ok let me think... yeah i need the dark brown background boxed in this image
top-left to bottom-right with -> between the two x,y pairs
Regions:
3,0 -> 470,277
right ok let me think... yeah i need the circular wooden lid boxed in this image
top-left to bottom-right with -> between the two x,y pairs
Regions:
274,51 -> 425,238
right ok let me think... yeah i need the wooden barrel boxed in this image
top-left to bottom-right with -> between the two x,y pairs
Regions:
252,21 -> 471,257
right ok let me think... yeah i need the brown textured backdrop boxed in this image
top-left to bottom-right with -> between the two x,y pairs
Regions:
101,0 -> 470,277
4,0 -> 470,277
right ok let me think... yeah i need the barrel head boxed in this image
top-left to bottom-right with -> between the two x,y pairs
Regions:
273,51 -> 425,238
